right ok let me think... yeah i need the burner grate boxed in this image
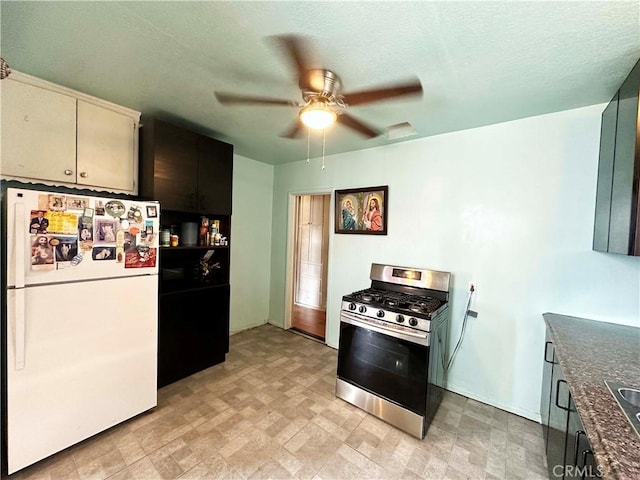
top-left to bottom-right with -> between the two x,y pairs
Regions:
347,288 -> 443,315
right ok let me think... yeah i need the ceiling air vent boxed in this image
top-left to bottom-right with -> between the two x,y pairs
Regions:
386,122 -> 416,140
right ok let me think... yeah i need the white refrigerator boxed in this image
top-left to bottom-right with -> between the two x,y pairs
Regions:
4,186 -> 159,474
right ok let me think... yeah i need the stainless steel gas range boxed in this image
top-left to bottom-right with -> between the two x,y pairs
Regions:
336,263 -> 451,439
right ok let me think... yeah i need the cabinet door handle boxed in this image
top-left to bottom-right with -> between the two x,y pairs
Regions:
64,169 -> 73,176
544,341 -> 554,364
581,450 -> 595,479
79,172 -> 88,178
555,379 -> 570,411
574,430 -> 586,467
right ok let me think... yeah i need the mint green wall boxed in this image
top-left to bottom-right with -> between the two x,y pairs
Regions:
230,154 -> 274,333
267,104 -> 640,421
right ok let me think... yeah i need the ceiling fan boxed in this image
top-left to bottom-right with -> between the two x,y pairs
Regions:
214,35 -> 423,139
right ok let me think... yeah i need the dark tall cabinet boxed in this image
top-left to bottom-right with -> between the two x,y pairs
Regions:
140,118 -> 233,387
593,58 -> 640,255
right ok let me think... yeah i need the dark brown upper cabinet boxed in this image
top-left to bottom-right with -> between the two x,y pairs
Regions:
140,118 -> 233,215
197,134 -> 233,215
593,58 -> 640,256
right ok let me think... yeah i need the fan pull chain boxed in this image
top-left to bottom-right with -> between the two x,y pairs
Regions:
306,127 -> 311,163
321,129 -> 326,170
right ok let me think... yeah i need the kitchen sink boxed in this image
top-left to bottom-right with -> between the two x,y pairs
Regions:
619,387 -> 640,408
605,381 -> 640,438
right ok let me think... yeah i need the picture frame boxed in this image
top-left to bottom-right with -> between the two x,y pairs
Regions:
146,205 -> 158,218
47,194 -> 67,212
66,196 -> 88,211
335,185 -> 388,235
94,219 -> 119,245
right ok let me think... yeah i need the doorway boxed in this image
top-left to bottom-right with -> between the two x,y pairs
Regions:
291,193 -> 330,341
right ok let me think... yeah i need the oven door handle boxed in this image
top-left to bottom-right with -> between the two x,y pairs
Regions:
340,311 -> 429,346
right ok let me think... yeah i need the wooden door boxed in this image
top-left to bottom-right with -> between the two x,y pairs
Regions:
295,194 -> 329,309
292,194 -> 329,339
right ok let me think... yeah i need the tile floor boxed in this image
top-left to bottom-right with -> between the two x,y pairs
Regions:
8,324 -> 549,480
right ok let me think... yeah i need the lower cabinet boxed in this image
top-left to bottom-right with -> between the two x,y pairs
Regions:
547,341 -> 570,478
566,397 -> 600,479
541,335 -> 555,451
158,284 -> 230,388
541,329 -> 600,479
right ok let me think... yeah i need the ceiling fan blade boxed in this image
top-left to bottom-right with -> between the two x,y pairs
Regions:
215,92 -> 298,107
280,119 -> 305,139
342,80 -> 423,106
337,113 -> 381,138
271,35 -> 313,88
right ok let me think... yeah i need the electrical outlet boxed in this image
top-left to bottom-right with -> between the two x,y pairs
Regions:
468,282 -> 478,319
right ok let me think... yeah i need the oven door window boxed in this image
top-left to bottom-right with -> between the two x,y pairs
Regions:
337,321 -> 428,415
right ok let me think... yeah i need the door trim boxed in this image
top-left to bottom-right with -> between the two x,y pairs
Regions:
284,190 -> 333,336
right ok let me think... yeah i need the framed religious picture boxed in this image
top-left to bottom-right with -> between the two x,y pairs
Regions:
335,185 -> 388,235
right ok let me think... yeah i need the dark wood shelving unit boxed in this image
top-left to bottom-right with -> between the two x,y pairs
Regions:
139,118 -> 233,388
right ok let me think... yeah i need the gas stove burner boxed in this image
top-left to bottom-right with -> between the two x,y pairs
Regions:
384,298 -> 400,307
361,292 -> 383,302
352,288 -> 387,303
408,297 -> 442,314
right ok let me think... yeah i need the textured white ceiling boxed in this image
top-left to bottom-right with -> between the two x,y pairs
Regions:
1,1 -> 639,165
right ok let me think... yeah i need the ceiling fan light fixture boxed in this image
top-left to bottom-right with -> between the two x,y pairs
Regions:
300,101 -> 337,130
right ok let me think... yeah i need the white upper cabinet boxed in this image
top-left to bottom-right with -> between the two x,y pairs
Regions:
1,79 -> 77,182
1,72 -> 140,194
77,100 -> 136,192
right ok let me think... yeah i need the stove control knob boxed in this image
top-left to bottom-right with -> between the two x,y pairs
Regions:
396,315 -> 405,323
377,310 -> 385,318
359,305 -> 367,313
348,303 -> 357,311
409,317 -> 418,327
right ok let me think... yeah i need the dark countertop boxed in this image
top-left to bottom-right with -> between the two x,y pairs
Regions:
544,313 -> 640,480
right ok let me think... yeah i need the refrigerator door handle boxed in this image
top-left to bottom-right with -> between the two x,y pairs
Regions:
14,201 -> 27,369
14,201 -> 26,288
14,289 -> 26,370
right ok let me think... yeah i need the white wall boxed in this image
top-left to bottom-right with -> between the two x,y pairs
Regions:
230,154 -> 274,333
267,104 -> 640,421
